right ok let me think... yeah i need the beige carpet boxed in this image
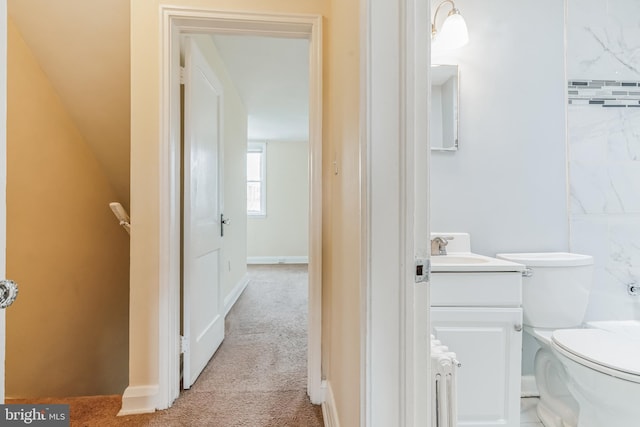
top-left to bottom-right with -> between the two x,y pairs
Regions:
8,264 -> 324,426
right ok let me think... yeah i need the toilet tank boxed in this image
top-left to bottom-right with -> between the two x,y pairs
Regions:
495,253 -> 594,328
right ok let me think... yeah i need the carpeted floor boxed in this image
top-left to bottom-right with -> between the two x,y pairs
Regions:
8,264 -> 324,427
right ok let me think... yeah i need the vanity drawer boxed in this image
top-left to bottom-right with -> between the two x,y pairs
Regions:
431,272 -> 522,307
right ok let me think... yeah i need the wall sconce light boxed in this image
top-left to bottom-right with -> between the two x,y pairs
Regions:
431,0 -> 469,50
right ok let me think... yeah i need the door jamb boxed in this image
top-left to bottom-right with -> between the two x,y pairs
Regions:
360,0 -> 431,425
157,7 -> 323,408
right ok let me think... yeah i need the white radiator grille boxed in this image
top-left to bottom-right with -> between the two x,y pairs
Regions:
431,335 -> 461,427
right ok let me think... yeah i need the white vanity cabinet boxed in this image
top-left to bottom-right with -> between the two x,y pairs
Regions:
431,271 -> 523,427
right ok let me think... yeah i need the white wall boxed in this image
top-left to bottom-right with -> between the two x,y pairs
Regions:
430,0 -> 640,381
566,0 -> 640,321
247,140 -> 309,262
430,0 -> 568,257
192,35 -> 249,300
429,0 -> 567,378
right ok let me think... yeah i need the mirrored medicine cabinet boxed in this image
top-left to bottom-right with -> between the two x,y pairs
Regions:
431,64 -> 459,151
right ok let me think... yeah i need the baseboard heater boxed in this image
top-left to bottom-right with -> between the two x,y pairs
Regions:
431,335 -> 461,427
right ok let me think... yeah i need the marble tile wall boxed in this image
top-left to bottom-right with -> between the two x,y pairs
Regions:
567,0 -> 640,321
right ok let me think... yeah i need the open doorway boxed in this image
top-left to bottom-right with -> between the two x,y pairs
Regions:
153,11 -> 323,412
179,31 -> 311,389
212,33 -> 311,283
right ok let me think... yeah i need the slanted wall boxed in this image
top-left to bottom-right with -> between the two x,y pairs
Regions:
6,19 -> 130,397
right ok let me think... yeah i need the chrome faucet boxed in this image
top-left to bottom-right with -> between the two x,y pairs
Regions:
431,236 -> 454,256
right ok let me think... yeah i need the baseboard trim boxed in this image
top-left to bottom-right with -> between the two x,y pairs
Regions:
247,256 -> 309,265
224,273 -> 250,316
521,374 -> 539,397
322,381 -> 340,427
308,376 -> 326,406
118,385 -> 158,416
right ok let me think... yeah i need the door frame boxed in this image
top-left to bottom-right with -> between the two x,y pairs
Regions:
360,0 -> 431,425
157,7 -> 323,408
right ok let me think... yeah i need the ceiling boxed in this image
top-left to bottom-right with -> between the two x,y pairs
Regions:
211,34 -> 309,142
7,3 -> 308,209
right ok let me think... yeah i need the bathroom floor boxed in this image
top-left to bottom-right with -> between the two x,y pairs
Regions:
521,397 -> 543,426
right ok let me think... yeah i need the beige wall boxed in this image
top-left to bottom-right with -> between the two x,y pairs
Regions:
191,34 -> 249,300
247,141 -> 309,260
323,0 -> 361,425
8,0 -> 131,207
130,1 -> 360,425
6,19 -> 130,397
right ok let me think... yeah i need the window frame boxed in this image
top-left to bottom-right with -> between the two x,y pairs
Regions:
247,142 -> 267,217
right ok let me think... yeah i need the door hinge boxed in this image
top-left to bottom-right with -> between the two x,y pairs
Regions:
415,258 -> 430,283
180,335 -> 189,354
180,66 -> 185,85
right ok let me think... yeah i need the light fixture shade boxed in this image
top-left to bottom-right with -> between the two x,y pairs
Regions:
434,13 -> 469,50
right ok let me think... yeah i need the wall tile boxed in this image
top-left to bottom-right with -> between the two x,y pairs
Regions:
567,0 -> 640,80
570,163 -> 620,214
607,110 -> 640,161
585,267 -> 636,320
609,219 -> 640,269
568,0 -> 640,321
570,216 -> 609,268
608,163 -> 640,213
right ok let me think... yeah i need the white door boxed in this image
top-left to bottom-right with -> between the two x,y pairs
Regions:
182,37 -> 225,389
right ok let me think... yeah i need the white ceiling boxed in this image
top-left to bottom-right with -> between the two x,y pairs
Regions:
211,35 -> 309,142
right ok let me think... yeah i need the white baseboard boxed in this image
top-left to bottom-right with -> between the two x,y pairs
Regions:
118,385 -> 159,416
224,273 -> 250,316
521,375 -> 539,397
308,377 -> 326,406
247,256 -> 308,265
322,381 -> 340,427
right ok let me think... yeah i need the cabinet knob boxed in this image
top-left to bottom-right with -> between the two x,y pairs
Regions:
514,324 -> 523,332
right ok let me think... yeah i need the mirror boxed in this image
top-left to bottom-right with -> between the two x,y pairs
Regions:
431,64 -> 459,151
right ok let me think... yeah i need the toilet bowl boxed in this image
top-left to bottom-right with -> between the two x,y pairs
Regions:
525,327 -> 579,427
551,328 -> 640,427
497,252 -> 640,427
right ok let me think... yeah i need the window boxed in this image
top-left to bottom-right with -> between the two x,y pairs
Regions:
247,142 -> 266,216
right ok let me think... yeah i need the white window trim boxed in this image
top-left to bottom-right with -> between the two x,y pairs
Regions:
247,142 -> 267,217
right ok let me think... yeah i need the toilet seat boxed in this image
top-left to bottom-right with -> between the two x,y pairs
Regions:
552,329 -> 640,384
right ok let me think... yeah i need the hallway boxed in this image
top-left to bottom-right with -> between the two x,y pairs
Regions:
10,264 -> 323,426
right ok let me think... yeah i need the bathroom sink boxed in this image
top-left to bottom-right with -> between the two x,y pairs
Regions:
431,252 -> 524,272
431,252 -> 524,306
432,254 -> 491,265
429,234 -> 525,307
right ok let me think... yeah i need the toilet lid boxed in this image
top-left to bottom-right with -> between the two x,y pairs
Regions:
552,329 -> 640,383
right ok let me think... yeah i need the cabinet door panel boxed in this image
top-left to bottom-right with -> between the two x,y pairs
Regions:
432,307 -> 522,427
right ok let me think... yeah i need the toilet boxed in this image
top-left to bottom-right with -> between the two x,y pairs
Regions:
496,252 -> 640,427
